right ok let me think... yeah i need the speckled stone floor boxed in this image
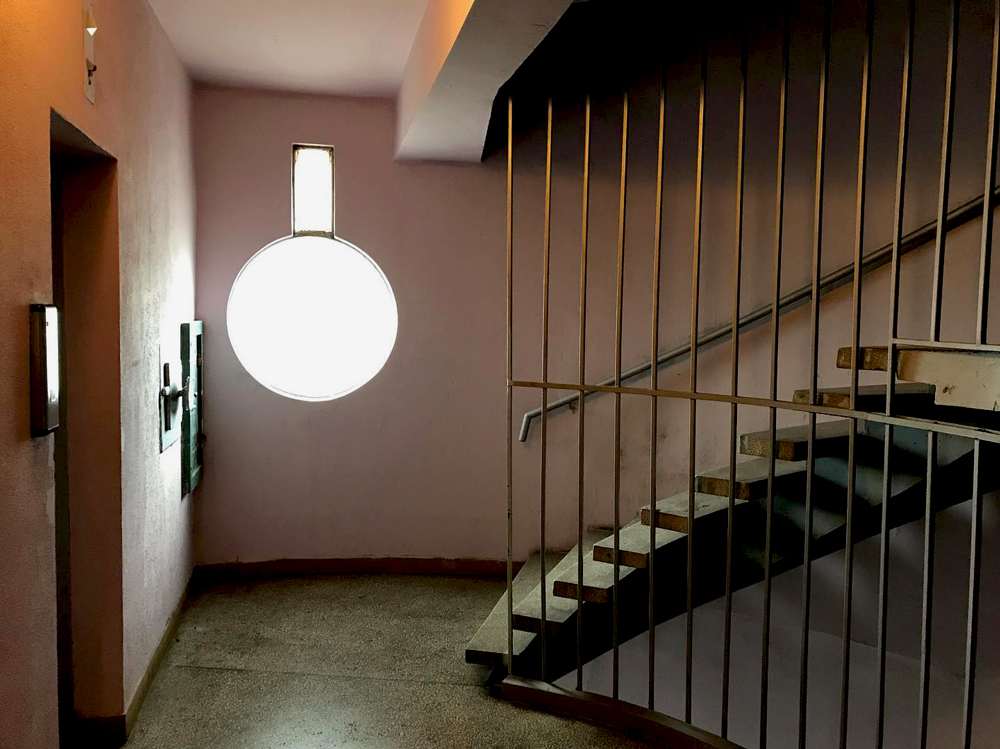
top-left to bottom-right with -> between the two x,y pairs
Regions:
125,574 -> 647,748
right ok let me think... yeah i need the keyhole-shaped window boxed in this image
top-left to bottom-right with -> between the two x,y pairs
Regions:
226,145 -> 397,401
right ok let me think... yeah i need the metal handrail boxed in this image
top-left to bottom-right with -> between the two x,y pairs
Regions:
518,186 -> 1000,442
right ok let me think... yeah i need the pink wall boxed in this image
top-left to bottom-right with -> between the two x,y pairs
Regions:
193,88 -> 506,564
193,2 -> 999,568
0,0 -> 194,744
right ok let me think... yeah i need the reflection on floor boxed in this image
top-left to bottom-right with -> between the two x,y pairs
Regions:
126,574 -> 646,748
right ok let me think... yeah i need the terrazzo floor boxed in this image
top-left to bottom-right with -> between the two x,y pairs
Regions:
124,574 -> 647,748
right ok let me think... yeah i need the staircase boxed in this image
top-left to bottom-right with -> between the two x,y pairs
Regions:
468,367 -> 999,684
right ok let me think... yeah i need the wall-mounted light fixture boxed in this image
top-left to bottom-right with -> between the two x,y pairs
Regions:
30,305 -> 61,437
226,145 -> 398,401
83,1 -> 97,103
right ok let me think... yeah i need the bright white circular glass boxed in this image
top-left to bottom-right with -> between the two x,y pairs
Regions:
227,235 -> 397,401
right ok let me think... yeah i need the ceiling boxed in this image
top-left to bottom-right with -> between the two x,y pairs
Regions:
147,0 -> 430,96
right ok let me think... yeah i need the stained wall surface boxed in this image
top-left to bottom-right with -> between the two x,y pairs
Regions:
0,1 -> 195,745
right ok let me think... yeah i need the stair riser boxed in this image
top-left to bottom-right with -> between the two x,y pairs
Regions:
695,472 -> 805,502
552,581 -> 612,604
511,614 -> 573,636
640,506 -> 691,533
640,506 -> 735,533
694,475 -> 752,501
591,546 -> 651,569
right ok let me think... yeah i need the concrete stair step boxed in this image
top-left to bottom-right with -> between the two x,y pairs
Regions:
464,551 -> 562,668
590,523 -> 686,569
551,552 -> 641,604
553,507 -> 746,610
696,457 -> 806,500
510,530 -> 609,635
639,491 -> 740,533
792,383 -> 935,410
740,419 -> 853,462
839,345 -> 1000,413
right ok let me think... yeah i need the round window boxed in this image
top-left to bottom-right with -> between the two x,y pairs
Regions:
227,234 -> 397,401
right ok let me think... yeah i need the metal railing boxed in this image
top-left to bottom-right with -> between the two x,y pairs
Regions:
518,185 -> 1000,443
503,1 -> 999,747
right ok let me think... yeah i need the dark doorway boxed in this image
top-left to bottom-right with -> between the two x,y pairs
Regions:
50,111 -> 120,748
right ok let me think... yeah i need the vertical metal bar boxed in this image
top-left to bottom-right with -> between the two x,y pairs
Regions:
613,89 -> 629,701
917,432 -> 937,749
978,0 -> 1000,345
761,11 -> 789,748
722,18 -> 748,740
648,78 -> 666,711
922,1 -> 955,739
840,3 -> 873,745
576,94 -> 592,693
539,98 -> 553,682
687,37 -> 708,725
877,2 -> 913,744
505,96 -> 515,676
800,5 -> 831,744
840,447 -> 859,748
930,0 -> 960,341
961,440 -> 983,749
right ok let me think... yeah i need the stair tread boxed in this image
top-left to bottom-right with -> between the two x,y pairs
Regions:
591,523 -> 686,569
836,346 -> 1000,415
696,458 -> 806,499
640,491 -> 739,532
792,383 -> 935,409
552,552 -> 641,603
740,420 -> 853,461
510,530 -> 610,633
465,551 -> 561,667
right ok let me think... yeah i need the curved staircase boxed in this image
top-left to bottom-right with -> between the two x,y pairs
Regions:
468,380 -> 997,684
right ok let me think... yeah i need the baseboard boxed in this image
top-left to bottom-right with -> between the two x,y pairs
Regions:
71,714 -> 127,748
123,577 -> 191,741
193,557 -> 518,585
70,577 -> 190,748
